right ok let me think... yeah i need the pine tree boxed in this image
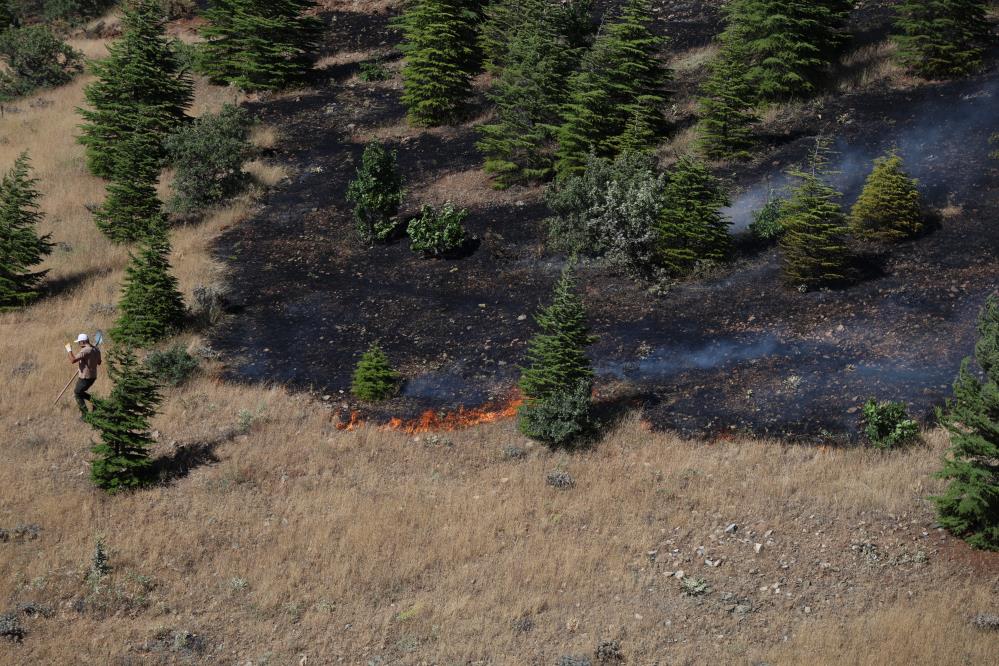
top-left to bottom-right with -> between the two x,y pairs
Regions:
351,344 -> 400,401
721,0 -> 851,101
519,261 -> 596,401
518,260 -> 596,446
556,0 -> 669,177
399,0 -> 475,126
93,125 -> 165,243
86,346 -> 160,493
346,141 -> 404,243
894,0 -> 989,79
779,139 -> 852,288
696,40 -> 758,160
0,152 -> 52,310
198,0 -> 321,91
111,220 -> 186,347
479,0 -> 592,73
0,1 -> 16,28
934,295 -> 999,550
476,5 -> 574,188
849,150 -> 923,241
78,0 -> 193,178
658,156 -> 732,276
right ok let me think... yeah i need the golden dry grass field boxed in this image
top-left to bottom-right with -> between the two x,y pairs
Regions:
1,10 -> 998,666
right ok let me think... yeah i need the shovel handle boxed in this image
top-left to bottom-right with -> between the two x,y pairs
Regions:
54,372 -> 77,405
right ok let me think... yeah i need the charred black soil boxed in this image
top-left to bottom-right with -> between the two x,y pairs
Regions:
211,3 -> 999,441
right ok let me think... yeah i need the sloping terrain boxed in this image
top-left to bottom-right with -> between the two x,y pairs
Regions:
212,1 -> 999,440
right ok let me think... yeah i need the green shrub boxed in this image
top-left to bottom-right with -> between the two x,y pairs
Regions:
164,104 -> 253,213
351,344 -> 399,401
749,195 -> 787,242
849,151 -> 924,241
517,379 -> 594,448
347,141 -> 404,243
358,60 -> 391,81
144,344 -> 199,386
407,202 -> 468,257
0,24 -> 82,99
862,399 -> 919,449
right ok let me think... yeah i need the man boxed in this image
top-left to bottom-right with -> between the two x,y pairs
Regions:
66,333 -> 101,417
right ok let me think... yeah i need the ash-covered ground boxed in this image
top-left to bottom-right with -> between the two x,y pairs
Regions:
211,5 -> 999,441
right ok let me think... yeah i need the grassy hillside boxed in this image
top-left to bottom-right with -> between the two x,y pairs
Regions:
1,2 -> 998,663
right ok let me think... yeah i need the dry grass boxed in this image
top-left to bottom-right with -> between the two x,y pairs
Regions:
837,41 -> 914,93
669,43 -> 720,74
2,24 -> 998,666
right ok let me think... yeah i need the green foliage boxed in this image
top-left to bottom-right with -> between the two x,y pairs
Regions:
351,344 -> 399,401
346,141 -> 404,243
546,151 -> 664,277
476,2 -> 575,188
407,202 -> 468,257
518,262 -> 595,447
479,0 -> 592,74
894,0 -> 989,79
198,0 -> 321,91
0,24 -> 82,100
358,60 -> 391,82
0,1 -> 16,28
555,0 -> 670,177
849,151 -> 923,241
78,0 -> 193,179
862,399 -> 919,449
721,0 -> 851,101
696,40 -> 758,160
164,104 -> 252,213
144,344 -> 198,386
778,139 -> 852,288
749,193 -> 788,242
517,378 -> 594,448
93,123 -> 165,243
0,152 -> 52,310
992,133 -> 999,160
934,295 -> 999,550
85,346 -> 161,493
658,156 -> 731,276
111,221 -> 186,347
398,0 -> 475,126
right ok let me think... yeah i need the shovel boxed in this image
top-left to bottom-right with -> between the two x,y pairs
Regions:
54,330 -> 103,406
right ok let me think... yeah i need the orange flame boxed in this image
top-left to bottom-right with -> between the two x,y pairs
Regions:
382,396 -> 523,435
335,410 -> 364,431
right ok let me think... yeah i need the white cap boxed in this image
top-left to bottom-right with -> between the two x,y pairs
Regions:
76,333 -> 89,343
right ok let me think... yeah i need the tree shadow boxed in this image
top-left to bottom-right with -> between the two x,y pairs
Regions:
45,267 -> 109,299
151,427 -> 243,484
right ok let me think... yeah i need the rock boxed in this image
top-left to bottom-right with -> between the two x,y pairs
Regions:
754,543 -> 763,554
725,523 -> 738,533
674,570 -> 685,579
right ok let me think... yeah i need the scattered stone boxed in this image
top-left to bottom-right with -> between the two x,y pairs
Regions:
971,614 -> 999,631
754,543 -> 763,554
725,523 -> 738,533
546,470 -> 575,489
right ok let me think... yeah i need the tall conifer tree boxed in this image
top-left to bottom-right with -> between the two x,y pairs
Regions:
721,0 -> 851,101
658,156 -> 731,276
696,40 -> 758,160
399,0 -> 475,126
779,139 -> 851,288
86,347 -> 161,493
934,295 -> 999,550
111,219 -> 186,347
93,125 -> 164,243
476,2 -> 575,188
894,0 -> 989,78
78,0 -> 193,178
199,0 -> 321,91
556,0 -> 669,177
0,152 -> 52,309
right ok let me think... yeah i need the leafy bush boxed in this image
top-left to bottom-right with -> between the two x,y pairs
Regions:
862,399 -> 919,449
749,195 -> 787,242
358,60 -> 391,81
407,202 -> 468,257
518,379 -> 594,448
546,151 -> 665,276
351,344 -> 399,401
144,345 -> 199,387
347,141 -> 404,243
0,24 -> 81,99
164,104 -> 253,213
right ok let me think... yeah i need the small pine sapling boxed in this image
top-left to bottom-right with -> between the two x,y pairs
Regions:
849,151 -> 924,241
351,344 -> 400,401
347,141 -> 404,243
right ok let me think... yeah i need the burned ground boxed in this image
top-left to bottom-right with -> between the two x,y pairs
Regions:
211,2 -> 999,441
